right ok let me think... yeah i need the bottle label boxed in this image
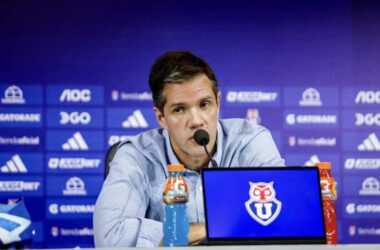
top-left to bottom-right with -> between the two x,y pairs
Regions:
320,177 -> 337,201
323,200 -> 338,244
163,177 -> 189,204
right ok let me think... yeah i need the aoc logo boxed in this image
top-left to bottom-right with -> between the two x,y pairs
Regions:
1,85 -> 25,104
355,91 -> 380,104
245,181 -> 282,226
59,89 -> 91,103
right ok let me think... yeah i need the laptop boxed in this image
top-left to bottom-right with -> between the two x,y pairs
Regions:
201,167 -> 326,245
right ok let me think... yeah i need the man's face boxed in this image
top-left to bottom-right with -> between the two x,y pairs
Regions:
154,74 -> 221,164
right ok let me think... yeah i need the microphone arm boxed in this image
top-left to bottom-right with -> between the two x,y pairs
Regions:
203,145 -> 218,168
194,129 -> 218,168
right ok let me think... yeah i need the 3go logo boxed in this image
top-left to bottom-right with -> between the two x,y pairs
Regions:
60,112 -> 91,125
355,113 -> 380,126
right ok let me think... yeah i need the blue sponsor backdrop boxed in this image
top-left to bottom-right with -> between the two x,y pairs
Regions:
0,0 -> 380,247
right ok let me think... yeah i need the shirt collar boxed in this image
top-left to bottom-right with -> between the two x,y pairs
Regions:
163,121 -> 223,169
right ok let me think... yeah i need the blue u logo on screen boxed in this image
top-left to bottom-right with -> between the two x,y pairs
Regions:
245,181 -> 282,226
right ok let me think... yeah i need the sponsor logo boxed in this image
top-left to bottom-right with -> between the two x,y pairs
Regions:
226,91 -> 278,103
245,181 -> 282,226
357,133 -> 380,151
60,89 -> 91,103
0,113 -> 40,122
0,154 -> 27,173
111,90 -> 152,101
62,177 -> 87,196
111,90 -> 119,101
359,177 -> 380,196
60,112 -> 91,125
62,132 -> 89,151
349,225 -> 356,236
108,135 -> 132,146
48,157 -> 101,169
0,136 -> 40,146
286,114 -> 337,125
299,88 -> 322,107
51,226 -> 59,237
288,136 -> 336,147
304,155 -> 320,166
0,210 -> 31,245
49,204 -> 94,214
355,113 -> 380,126
346,203 -> 380,214
345,158 -> 380,170
51,226 -> 94,237
122,110 -> 148,128
0,181 -> 40,191
1,85 -> 25,104
355,91 -> 380,104
348,225 -> 380,236
246,109 -> 261,124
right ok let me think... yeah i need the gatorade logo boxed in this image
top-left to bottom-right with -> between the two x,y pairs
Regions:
245,181 -> 282,226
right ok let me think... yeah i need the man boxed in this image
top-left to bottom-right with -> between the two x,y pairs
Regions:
93,51 -> 284,247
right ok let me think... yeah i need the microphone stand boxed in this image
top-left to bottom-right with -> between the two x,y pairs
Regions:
203,145 -> 218,168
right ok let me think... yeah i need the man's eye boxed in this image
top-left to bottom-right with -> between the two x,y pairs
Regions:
173,107 -> 184,113
201,101 -> 211,108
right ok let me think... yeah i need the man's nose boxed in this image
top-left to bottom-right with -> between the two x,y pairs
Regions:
188,108 -> 204,129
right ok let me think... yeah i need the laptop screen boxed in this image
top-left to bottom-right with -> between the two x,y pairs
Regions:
201,167 -> 326,244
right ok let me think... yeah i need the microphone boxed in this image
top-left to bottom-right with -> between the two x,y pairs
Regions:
194,129 -> 218,168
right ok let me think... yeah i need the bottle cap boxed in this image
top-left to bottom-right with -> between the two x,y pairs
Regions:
168,164 -> 185,172
315,162 -> 331,170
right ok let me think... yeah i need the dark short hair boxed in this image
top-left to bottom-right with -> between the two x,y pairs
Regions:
149,51 -> 218,112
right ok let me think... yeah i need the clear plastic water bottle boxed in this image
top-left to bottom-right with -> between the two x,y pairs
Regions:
163,164 -> 189,246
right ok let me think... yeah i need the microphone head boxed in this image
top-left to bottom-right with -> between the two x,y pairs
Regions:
194,129 -> 210,146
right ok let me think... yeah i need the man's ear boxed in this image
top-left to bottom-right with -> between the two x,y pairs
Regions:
153,107 -> 167,128
217,91 -> 221,107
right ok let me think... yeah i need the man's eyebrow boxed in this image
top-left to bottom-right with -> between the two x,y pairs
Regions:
169,102 -> 186,108
168,95 -> 215,108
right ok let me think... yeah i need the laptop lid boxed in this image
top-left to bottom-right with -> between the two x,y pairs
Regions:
201,167 -> 326,245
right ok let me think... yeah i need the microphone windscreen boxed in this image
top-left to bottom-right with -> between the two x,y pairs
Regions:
194,129 -> 210,146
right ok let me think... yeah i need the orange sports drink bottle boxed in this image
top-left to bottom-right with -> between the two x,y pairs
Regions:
316,162 -> 338,244
163,164 -> 189,246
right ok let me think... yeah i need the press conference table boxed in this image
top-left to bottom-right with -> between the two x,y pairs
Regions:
38,245 -> 379,250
